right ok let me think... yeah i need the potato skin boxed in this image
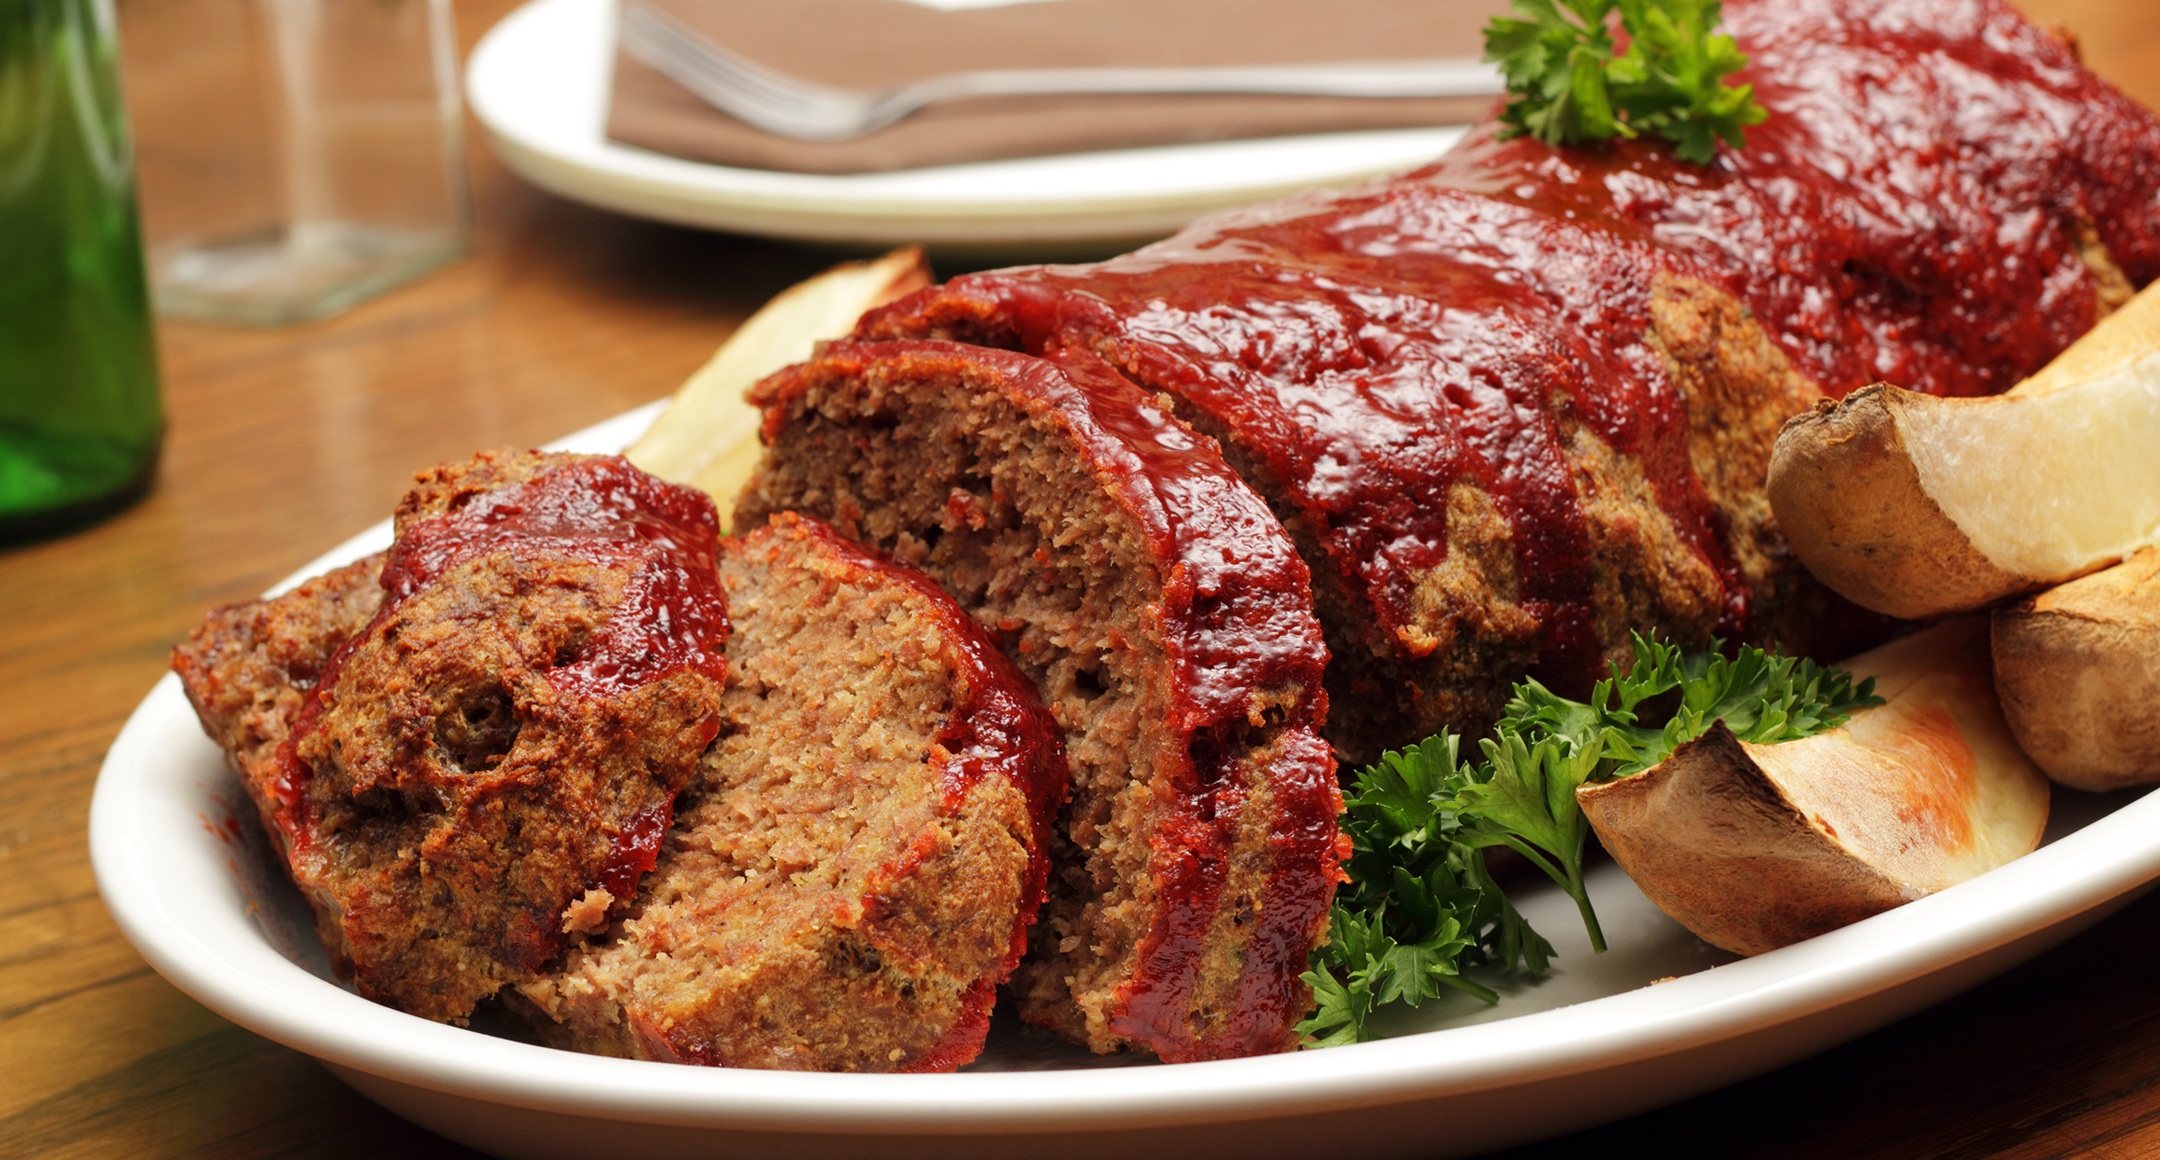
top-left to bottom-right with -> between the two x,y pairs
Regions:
1993,547 -> 2160,791
1577,723 -> 1914,956
1767,385 -> 2027,620
1580,617 -> 2049,956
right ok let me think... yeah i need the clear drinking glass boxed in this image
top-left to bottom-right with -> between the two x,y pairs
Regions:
129,0 -> 470,325
0,0 -> 164,542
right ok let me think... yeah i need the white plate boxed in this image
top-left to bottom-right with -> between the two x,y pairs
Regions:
92,404 -> 2160,1160
463,0 -> 1470,251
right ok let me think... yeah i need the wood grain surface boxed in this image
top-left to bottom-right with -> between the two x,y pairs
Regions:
3,2 -> 2156,1156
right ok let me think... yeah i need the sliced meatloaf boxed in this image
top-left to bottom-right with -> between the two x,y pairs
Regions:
516,512 -> 1067,1072
736,341 -> 1344,1061
854,0 -> 2160,761
174,450 -> 729,1022
867,236 -> 1843,764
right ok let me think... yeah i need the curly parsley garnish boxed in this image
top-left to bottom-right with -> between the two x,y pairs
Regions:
1482,0 -> 1769,163
1298,635 -> 1879,1047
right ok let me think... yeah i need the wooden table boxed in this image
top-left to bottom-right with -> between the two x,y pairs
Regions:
4,2 -> 2156,1155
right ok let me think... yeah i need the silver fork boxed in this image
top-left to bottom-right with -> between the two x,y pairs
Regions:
618,1 -> 1504,142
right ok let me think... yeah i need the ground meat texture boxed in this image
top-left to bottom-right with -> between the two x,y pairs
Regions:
174,554 -> 388,792
173,450 -> 729,1023
515,513 -> 1066,1072
852,0 -> 2158,762
736,341 -> 1343,1062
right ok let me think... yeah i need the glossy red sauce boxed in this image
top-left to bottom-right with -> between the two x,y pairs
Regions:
866,190 -> 1741,682
377,456 -> 728,700
265,457 -> 728,900
595,801 -> 677,903
1426,0 -> 2160,399
1039,350 -> 1343,1060
859,0 -> 2160,694
754,342 -> 1341,1061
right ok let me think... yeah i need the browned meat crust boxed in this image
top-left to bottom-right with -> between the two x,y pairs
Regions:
174,554 -> 388,792
174,450 -> 729,1022
517,512 -> 1068,1071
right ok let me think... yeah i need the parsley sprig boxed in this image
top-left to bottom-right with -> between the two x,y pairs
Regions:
1501,636 -> 1883,779
1302,735 -> 1554,1048
1298,635 -> 1880,1047
1482,0 -> 1769,163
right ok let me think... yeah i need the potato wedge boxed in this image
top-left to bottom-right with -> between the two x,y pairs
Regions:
1578,618 -> 2049,956
1767,281 -> 2160,620
1993,546 -> 2160,791
626,247 -> 932,519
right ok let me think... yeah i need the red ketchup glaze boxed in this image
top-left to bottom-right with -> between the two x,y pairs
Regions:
1112,725 -> 1343,1059
1426,0 -> 2160,399
378,455 -> 728,700
264,457 -> 729,913
753,342 -> 1342,1061
595,801 -> 676,903
858,0 -> 2160,691
864,189 -> 1746,679
1039,348 -> 1343,1061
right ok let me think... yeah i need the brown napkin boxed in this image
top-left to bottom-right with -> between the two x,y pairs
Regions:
607,0 -> 1511,174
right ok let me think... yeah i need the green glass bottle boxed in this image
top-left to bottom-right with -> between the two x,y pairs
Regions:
0,0 -> 162,542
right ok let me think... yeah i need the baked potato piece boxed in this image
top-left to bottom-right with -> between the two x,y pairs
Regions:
627,246 -> 932,518
1766,282 -> 2160,620
1577,618 -> 2049,956
1993,546 -> 2160,791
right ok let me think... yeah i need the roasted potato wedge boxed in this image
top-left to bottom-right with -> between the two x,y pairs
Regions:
627,247 -> 932,519
1578,619 -> 2049,956
1993,546 -> 2160,791
1766,282 -> 2160,620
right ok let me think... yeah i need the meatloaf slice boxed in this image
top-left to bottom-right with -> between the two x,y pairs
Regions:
516,512 -> 1067,1071
174,450 -> 730,1022
735,340 -> 1344,1061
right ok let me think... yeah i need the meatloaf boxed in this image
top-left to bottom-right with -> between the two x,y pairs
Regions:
174,450 -> 730,1022
516,512 -> 1067,1071
852,0 -> 2160,761
736,342 -> 1344,1061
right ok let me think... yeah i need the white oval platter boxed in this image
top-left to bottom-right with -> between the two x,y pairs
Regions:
91,402 -> 2160,1160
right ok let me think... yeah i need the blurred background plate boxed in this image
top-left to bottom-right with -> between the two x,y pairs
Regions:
464,0 -> 1471,255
